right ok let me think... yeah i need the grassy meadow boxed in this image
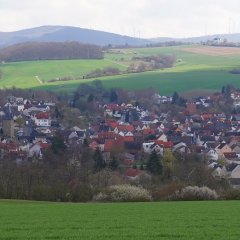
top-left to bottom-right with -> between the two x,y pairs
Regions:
1,45 -> 240,95
0,200 -> 239,240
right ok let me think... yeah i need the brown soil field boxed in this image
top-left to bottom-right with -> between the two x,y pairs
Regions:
182,46 -> 240,56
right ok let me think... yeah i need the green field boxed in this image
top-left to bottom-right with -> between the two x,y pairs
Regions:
1,45 -> 240,95
0,200 -> 240,239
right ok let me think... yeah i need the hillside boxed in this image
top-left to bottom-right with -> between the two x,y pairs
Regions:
0,42 -> 103,62
0,26 -> 149,47
1,45 -> 240,95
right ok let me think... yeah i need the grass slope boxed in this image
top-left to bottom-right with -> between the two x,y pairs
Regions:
0,200 -> 239,240
1,45 -> 240,95
0,59 -> 127,89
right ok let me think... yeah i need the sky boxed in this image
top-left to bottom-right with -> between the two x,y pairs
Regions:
0,0 -> 240,38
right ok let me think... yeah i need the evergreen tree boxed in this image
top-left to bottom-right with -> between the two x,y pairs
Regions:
125,111 -> 130,123
93,148 -> 106,171
133,164 -> 137,169
146,150 -> 162,175
221,86 -> 225,94
83,138 -> 89,147
171,91 -> 179,104
51,132 -> 66,154
54,106 -> 61,119
109,156 -> 118,171
87,93 -> 94,103
110,90 -> 118,103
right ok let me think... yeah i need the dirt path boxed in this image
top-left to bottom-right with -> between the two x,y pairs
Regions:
35,76 -> 43,84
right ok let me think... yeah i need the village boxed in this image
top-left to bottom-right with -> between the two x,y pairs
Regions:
1,86 -> 240,187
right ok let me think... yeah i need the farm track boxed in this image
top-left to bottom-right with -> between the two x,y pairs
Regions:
35,76 -> 43,84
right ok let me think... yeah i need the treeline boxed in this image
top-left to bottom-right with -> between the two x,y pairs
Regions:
84,55 -> 176,80
0,42 -> 104,62
85,67 -> 121,79
229,69 -> 240,74
129,55 -> 176,73
132,55 -> 175,68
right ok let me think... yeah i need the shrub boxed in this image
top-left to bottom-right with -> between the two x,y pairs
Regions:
170,186 -> 218,201
93,184 -> 152,202
152,182 -> 185,201
222,189 -> 240,200
69,184 -> 93,202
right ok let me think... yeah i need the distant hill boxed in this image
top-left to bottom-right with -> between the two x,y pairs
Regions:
0,26 -> 149,47
0,42 -> 103,62
1,25 -> 240,48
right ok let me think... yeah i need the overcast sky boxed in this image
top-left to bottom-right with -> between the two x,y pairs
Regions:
1,0 -> 240,38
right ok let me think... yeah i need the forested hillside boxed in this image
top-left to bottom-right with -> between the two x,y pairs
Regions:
0,42 -> 104,62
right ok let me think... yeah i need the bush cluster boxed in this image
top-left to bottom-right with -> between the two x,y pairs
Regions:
170,186 -> 218,201
94,184 -> 152,202
222,189 -> 240,200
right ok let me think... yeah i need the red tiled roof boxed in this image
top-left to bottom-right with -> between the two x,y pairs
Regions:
122,136 -> 134,142
224,152 -> 237,159
105,103 -> 123,111
39,142 -> 51,149
124,159 -> 134,166
35,112 -> 50,120
125,168 -> 142,178
143,128 -> 155,135
98,132 -> 116,140
116,125 -> 134,132
104,140 -> 115,152
154,140 -> 173,148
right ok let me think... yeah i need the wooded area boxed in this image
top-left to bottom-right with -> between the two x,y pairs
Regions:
0,42 -> 104,62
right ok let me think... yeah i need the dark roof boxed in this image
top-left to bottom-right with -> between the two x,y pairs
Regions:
124,142 -> 142,150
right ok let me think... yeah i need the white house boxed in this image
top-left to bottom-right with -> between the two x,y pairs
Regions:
207,149 -> 219,161
143,142 -> 163,155
34,112 -> 51,127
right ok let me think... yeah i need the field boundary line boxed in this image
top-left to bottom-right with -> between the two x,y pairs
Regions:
104,59 -> 128,68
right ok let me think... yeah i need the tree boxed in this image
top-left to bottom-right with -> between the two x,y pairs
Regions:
125,111 -> 130,123
51,132 -> 66,154
146,150 -> 163,175
221,86 -> 225,94
171,91 -> 179,104
109,156 -> 118,171
93,148 -> 106,172
54,106 -> 61,119
87,93 -> 94,103
163,149 -> 176,179
110,90 -> 118,103
83,138 -> 89,147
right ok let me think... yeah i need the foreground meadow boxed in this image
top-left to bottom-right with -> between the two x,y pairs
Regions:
0,200 -> 239,240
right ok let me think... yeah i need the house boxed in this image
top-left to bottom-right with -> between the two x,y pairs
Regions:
34,112 -> 51,127
172,142 -> 190,153
157,133 -> 168,142
224,152 -> 238,160
228,164 -> 240,187
206,149 -> 218,161
212,166 -> 227,179
142,142 -> 163,155
215,143 -> 232,158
